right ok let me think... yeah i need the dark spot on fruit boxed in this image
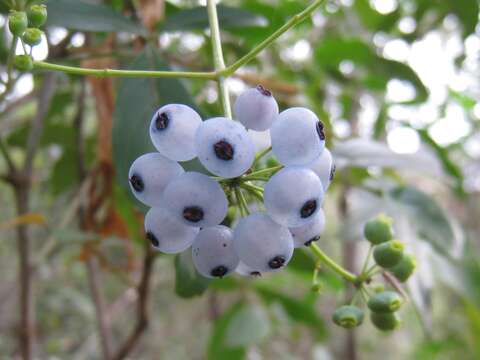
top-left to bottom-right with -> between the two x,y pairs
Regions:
183,206 -> 204,223
300,199 -> 317,218
256,84 -> 272,97
223,243 -> 227,247
214,140 -> 234,161
268,255 -> 286,269
304,236 -> 320,246
330,164 -> 336,181
316,121 -> 326,141
155,112 -> 169,130
211,265 -> 228,278
146,231 -> 159,247
251,271 -> 262,277
129,174 -> 144,192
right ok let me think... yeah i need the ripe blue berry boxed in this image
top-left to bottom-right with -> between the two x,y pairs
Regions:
163,171 -> 228,227
128,153 -> 184,207
264,167 -> 324,227
194,117 -> 255,178
290,208 -> 326,247
233,85 -> 279,131
308,147 -> 334,191
270,107 -> 326,166
233,213 -> 294,272
144,207 -> 199,254
191,225 -> 239,278
149,104 -> 202,161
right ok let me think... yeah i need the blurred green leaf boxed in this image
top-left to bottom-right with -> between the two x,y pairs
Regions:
160,5 -> 267,32
390,186 -> 455,257
174,251 -> 210,298
224,304 -> 270,347
353,0 -> 400,32
447,0 -> 479,37
45,0 -> 146,34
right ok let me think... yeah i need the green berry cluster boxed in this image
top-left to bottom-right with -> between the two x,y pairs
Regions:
7,4 -> 48,72
332,214 -> 416,332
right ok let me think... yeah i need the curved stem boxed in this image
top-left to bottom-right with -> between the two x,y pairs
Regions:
221,0 -> 325,76
33,61 -> 216,79
252,145 -> 272,168
309,242 -> 357,283
206,0 -> 232,118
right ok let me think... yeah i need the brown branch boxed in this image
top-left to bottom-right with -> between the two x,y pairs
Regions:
112,243 -> 157,360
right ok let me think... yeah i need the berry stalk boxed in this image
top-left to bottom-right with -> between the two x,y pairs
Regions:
309,242 -> 357,283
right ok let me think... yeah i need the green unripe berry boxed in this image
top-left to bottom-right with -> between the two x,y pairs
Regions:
370,312 -> 401,331
27,4 -> 48,28
390,254 -> 416,282
22,28 -> 43,46
364,214 -> 394,245
373,240 -> 404,268
311,283 -> 322,293
266,157 -> 280,168
8,11 -> 28,37
367,291 -> 403,313
332,305 -> 364,329
14,55 -> 33,72
372,283 -> 385,293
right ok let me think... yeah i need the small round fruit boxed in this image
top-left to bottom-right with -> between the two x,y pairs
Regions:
367,291 -> 403,313
289,208 -> 326,247
14,55 -> 33,72
264,167 -> 324,227
149,104 -> 202,161
233,213 -> 294,272
27,4 -> 47,28
370,312 -> 401,331
373,240 -> 404,268
308,147 -> 335,191
390,254 -> 416,282
128,152 -> 184,207
144,207 -> 199,254
22,28 -> 43,46
364,214 -> 394,245
233,85 -> 279,131
192,226 -> 239,278
194,117 -> 255,178
332,305 -> 364,329
235,261 -> 262,277
8,11 -> 28,36
270,107 -> 325,166
163,171 -> 228,227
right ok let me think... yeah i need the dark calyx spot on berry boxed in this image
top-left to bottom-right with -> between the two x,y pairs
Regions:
146,231 -> 159,247
330,164 -> 336,181
155,112 -> 169,130
211,265 -> 228,278
129,174 -> 144,192
256,84 -> 272,97
300,199 -> 317,218
268,255 -> 286,269
304,236 -> 320,247
251,271 -> 262,277
183,206 -> 204,223
214,140 -> 234,161
316,121 -> 326,141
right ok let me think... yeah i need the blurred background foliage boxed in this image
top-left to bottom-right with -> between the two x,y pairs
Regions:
0,0 -> 479,359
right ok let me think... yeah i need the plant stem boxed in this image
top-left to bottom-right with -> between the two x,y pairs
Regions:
243,165 -> 283,180
240,182 -> 264,194
309,242 -> 357,283
252,145 -> 272,167
206,0 -> 232,118
221,0 -> 325,76
360,245 -> 373,275
33,61 -> 216,79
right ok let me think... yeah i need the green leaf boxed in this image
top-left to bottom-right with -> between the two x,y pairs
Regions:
45,0 -> 145,34
174,251 -> 210,298
160,5 -> 267,32
112,46 -> 199,193
207,302 -> 246,360
353,0 -> 401,32
389,186 -> 455,257
224,304 -> 270,347
447,0 -> 479,37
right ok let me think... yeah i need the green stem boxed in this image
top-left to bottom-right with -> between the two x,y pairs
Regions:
309,242 -> 357,283
243,165 -> 283,180
252,146 -> 272,167
234,187 -> 247,217
33,61 -> 216,79
237,189 -> 250,215
240,176 -> 269,182
240,182 -> 264,195
360,245 -> 373,275
206,0 -> 232,118
221,0 -> 325,76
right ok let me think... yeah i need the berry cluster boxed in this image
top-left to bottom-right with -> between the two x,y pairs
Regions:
128,85 -> 335,278
332,215 -> 416,331
8,4 -> 47,71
